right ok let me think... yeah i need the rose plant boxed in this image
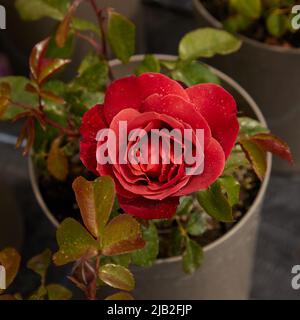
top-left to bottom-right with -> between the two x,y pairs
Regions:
0,0 -> 293,299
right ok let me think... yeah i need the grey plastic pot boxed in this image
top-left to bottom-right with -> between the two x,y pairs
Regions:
193,0 -> 300,173
29,55 -> 272,300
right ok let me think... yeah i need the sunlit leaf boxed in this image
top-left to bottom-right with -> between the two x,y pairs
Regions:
47,137 -> 69,181
182,238 -> 203,274
179,28 -> 241,60
102,215 -> 145,256
239,138 -> 267,181
107,11 -> 135,64
99,264 -> 135,291
197,181 -> 233,222
72,176 -> 116,238
105,292 -> 134,300
47,284 -> 72,300
0,248 -> 21,292
53,218 -> 99,266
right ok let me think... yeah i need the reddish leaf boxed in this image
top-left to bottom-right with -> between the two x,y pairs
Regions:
250,133 -> 293,164
29,38 -> 71,86
0,248 -> 21,291
0,82 -> 11,118
240,139 -> 267,181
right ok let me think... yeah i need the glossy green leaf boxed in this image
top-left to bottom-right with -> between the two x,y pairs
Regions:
131,222 -> 159,267
176,196 -> 194,216
197,181 -> 233,222
239,138 -> 267,181
182,238 -> 203,274
102,215 -> 145,256
53,218 -> 99,266
105,292 -> 134,300
0,248 -> 21,292
107,12 -> 135,64
238,117 -> 269,137
72,176 -> 116,238
47,137 -> 69,181
99,264 -> 135,291
219,176 -> 240,207
229,0 -> 262,19
186,212 -> 206,237
27,249 -> 52,284
47,284 -> 72,300
179,28 -> 241,60
47,34 -> 74,60
171,61 -> 220,86
15,0 -> 69,21
135,55 -> 160,75
267,9 -> 289,37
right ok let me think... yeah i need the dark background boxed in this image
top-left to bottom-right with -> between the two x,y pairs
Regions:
0,0 -> 300,299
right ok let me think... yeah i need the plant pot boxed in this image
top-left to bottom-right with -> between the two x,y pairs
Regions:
193,0 -> 300,173
29,54 -> 272,299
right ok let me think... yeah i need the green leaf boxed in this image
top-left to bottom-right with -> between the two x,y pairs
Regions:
170,228 -> 184,256
72,17 -> 100,35
0,82 -> 10,118
99,264 -> 135,291
229,0 -> 262,19
224,145 -> 250,175
53,218 -> 99,266
105,292 -> 134,300
239,138 -> 267,181
197,181 -> 233,222
47,34 -> 74,59
182,238 -> 203,274
266,9 -> 289,37
238,117 -> 269,137
72,176 -> 116,238
107,11 -> 136,64
223,14 -> 253,33
27,249 -> 52,284
171,61 -> 220,86
72,53 -> 108,92
179,28 -> 242,60
47,137 -> 69,182
0,77 -> 38,120
218,176 -> 240,207
28,286 -> 48,300
0,248 -> 21,292
47,284 -> 72,300
186,212 -> 206,237
131,222 -> 159,267
176,196 -> 194,216
102,215 -> 146,256
15,0 -> 69,21
135,55 -> 160,75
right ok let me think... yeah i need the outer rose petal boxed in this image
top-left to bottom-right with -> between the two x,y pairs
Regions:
80,104 -> 107,174
104,73 -> 189,124
186,84 -> 239,158
118,195 -> 180,220
175,138 -> 225,196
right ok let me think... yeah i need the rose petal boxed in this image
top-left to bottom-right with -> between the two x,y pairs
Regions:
118,195 -> 179,220
80,104 -> 107,174
175,138 -> 225,196
186,84 -> 239,158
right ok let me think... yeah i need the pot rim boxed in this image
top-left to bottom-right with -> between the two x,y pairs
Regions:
28,54 -> 272,265
193,0 -> 300,55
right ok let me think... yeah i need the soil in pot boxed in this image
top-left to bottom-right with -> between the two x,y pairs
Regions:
201,0 -> 300,48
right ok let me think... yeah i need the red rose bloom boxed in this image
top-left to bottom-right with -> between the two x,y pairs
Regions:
80,73 -> 239,220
